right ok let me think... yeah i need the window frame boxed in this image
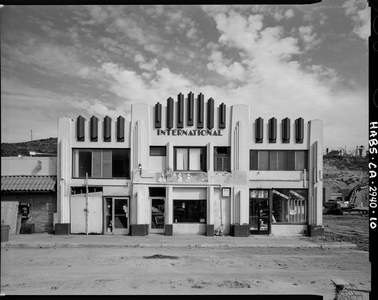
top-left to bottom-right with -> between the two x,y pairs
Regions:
173,199 -> 207,224
272,189 -> 308,224
72,148 -> 130,179
250,150 -> 308,171
214,147 -> 231,172
174,147 -> 207,172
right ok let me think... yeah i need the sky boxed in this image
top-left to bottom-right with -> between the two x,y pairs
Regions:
0,1 -> 370,153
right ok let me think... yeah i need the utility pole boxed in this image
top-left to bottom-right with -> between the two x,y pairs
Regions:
31,130 -> 33,141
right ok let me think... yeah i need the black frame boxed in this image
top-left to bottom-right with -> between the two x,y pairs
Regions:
72,148 -> 130,179
249,189 -> 271,235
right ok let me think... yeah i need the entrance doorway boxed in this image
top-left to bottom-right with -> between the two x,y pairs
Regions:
249,190 -> 270,235
150,198 -> 165,233
104,197 -> 129,235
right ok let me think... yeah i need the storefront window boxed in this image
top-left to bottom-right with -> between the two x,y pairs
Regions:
250,150 -> 308,171
272,189 -> 308,224
73,149 -> 130,178
174,147 -> 206,171
173,200 -> 206,223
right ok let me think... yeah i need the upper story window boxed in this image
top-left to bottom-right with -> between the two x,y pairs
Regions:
250,150 -> 308,171
214,147 -> 231,172
150,146 -> 167,171
174,147 -> 206,172
73,149 -> 130,179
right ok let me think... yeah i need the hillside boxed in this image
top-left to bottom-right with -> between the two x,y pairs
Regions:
1,138 -> 57,157
1,138 -> 369,190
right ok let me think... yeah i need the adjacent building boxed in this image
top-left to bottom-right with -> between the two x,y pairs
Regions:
1,156 -> 57,233
56,92 -> 323,236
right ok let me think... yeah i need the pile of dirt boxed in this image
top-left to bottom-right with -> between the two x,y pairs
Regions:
323,156 -> 368,190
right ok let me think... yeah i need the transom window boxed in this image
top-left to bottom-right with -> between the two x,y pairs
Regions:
250,150 -> 308,171
174,147 -> 206,172
73,149 -> 130,178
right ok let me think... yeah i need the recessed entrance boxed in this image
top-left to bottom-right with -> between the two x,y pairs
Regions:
104,197 -> 129,235
249,190 -> 270,235
150,198 -> 165,233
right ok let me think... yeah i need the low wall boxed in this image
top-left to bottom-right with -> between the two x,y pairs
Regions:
173,223 -> 206,235
270,224 -> 308,236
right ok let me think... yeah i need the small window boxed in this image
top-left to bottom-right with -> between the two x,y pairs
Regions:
214,147 -> 230,172
149,187 -> 166,197
150,146 -> 166,156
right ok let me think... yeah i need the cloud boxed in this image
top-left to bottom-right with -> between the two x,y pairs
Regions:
342,0 -> 370,40
207,51 -> 246,81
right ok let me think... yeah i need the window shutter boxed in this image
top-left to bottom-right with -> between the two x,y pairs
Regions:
102,150 -> 112,178
92,150 -> 102,177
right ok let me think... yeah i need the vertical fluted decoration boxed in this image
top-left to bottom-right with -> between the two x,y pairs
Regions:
90,116 -> 98,142
155,102 -> 162,128
187,92 -> 194,126
77,115 -> 85,142
295,117 -> 304,143
104,116 -> 112,142
282,117 -> 291,143
117,115 -> 125,142
167,97 -> 174,129
219,103 -> 226,129
197,93 -> 204,129
255,117 -> 263,143
269,117 -> 277,143
207,98 -> 214,129
177,93 -> 184,128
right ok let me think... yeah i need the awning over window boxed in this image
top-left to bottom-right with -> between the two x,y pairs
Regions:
1,176 -> 57,192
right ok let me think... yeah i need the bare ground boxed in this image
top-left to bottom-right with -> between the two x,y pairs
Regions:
307,214 -> 370,252
1,245 -> 371,299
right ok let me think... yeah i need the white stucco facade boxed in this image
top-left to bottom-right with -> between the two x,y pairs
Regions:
56,93 -> 323,236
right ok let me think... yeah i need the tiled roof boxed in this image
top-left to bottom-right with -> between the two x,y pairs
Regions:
1,176 -> 57,192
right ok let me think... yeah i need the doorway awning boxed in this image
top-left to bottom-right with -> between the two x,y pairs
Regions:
1,176 -> 57,192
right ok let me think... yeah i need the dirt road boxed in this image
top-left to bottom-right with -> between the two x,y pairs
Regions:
1,246 -> 370,299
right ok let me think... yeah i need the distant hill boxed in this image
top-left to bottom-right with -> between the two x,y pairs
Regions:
1,137 -> 57,157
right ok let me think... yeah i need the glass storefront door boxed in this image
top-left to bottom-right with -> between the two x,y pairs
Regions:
104,197 -> 129,235
150,198 -> 165,233
249,190 -> 270,235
